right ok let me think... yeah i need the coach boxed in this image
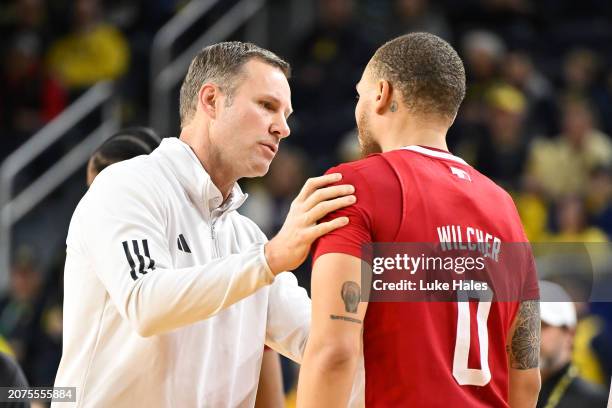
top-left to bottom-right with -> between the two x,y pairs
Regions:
53,42 -> 355,407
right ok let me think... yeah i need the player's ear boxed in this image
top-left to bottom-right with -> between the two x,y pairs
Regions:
198,83 -> 218,119
375,79 -> 393,115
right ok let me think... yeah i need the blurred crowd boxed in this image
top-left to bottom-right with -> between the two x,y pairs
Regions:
0,0 -> 611,403
0,0 -> 180,162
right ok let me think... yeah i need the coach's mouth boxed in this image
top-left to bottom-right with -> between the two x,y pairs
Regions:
259,142 -> 278,155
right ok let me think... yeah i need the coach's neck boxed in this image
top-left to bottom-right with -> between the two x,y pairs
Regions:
179,122 -> 235,200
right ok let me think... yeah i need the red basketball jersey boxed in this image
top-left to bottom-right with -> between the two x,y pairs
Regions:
313,145 -> 539,407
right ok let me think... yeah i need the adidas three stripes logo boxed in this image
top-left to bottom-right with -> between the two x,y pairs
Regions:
122,236 -> 191,280
122,239 -> 156,280
177,234 -> 191,253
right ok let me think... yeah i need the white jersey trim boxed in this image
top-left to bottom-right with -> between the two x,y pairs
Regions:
400,145 -> 469,166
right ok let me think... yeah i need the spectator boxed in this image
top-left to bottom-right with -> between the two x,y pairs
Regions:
561,48 -> 612,134
502,51 -> 557,136
562,48 -> 601,97
452,29 -> 507,157
386,0 -> 451,41
46,0 -> 129,92
0,0 -> 49,50
462,29 -> 506,85
587,165 -> 612,238
0,32 -> 67,160
526,98 -> 612,199
548,196 -> 608,242
474,84 -> 530,191
290,0 -> 373,167
0,247 -> 61,387
0,248 -> 42,364
600,68 -> 612,134
538,281 -> 607,408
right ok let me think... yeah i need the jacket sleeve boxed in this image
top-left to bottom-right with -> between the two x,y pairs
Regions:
265,271 -> 311,363
76,166 -> 275,337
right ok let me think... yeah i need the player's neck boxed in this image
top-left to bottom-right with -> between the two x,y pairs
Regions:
380,117 -> 449,152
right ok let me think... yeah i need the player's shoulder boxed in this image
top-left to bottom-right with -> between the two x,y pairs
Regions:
470,168 -> 522,226
324,155 -> 400,202
473,167 -> 515,202
327,154 -> 394,181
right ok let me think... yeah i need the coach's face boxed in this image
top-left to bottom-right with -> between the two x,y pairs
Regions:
211,59 -> 292,179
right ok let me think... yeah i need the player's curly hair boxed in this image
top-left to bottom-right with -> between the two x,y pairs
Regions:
179,41 -> 290,127
371,32 -> 466,122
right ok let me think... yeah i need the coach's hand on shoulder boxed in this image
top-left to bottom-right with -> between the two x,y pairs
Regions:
264,173 -> 354,275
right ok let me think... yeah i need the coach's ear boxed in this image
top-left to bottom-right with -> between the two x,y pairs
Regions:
198,83 -> 219,119
374,79 -> 394,115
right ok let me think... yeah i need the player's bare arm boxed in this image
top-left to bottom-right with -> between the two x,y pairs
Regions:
330,281 -> 362,324
297,253 -> 367,407
507,300 -> 541,408
265,173 -> 355,274
508,300 -> 540,369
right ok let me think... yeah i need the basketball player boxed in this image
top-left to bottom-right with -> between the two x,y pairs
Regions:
297,33 -> 540,407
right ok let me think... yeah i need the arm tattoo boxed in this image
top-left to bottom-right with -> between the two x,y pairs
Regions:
340,281 -> 360,313
329,281 -> 362,324
507,300 -> 540,369
330,314 -> 362,324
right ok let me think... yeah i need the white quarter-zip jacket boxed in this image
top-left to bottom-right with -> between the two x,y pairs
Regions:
53,138 -> 311,407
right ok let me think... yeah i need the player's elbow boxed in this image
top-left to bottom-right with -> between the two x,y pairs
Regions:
525,372 -> 541,399
308,338 -> 360,372
519,376 -> 541,404
509,368 -> 541,407
518,368 -> 541,394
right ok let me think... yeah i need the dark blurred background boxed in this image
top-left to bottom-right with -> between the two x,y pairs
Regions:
0,0 -> 611,405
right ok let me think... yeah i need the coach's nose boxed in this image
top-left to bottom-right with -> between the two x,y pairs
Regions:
270,114 -> 290,140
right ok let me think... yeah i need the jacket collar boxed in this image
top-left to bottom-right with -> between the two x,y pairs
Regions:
154,138 -> 248,217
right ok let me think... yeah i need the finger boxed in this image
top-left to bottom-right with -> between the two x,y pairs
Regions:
295,173 -> 343,202
308,216 -> 350,240
303,184 -> 355,211
307,195 -> 356,224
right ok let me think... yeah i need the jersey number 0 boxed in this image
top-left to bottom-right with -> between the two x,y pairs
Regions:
452,282 -> 493,386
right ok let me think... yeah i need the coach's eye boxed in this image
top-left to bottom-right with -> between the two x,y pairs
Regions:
261,101 -> 274,111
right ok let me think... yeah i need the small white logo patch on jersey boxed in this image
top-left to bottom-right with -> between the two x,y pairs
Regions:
450,166 -> 471,181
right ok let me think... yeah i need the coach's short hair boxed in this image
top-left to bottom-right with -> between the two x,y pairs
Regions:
370,32 -> 466,121
179,41 -> 291,127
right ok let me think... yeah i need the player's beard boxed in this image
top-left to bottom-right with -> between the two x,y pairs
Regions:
357,110 -> 382,157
